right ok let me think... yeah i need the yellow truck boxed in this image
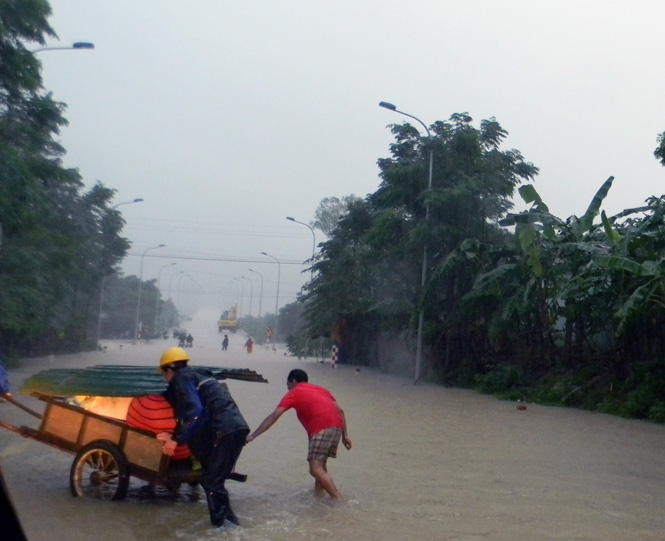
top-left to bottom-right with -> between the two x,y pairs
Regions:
217,305 -> 239,333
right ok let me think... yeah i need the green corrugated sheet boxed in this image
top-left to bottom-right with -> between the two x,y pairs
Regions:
20,365 -> 267,397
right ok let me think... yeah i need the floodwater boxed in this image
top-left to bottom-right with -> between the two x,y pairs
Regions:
2,308 -> 665,540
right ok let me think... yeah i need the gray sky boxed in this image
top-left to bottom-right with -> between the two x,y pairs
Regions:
39,0 -> 665,317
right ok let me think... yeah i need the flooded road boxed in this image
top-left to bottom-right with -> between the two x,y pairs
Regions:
2,308 -> 665,540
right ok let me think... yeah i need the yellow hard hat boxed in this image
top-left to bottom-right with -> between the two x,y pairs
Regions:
159,347 -> 190,371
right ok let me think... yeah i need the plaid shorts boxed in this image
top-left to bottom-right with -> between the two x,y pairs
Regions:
307,427 -> 342,461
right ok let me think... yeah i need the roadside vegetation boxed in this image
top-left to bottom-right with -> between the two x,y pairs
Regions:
293,118 -> 665,424
0,3 -> 177,361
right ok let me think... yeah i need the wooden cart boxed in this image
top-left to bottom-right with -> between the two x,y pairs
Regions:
0,364 -> 267,501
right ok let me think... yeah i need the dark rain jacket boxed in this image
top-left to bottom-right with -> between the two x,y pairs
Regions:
163,367 -> 248,459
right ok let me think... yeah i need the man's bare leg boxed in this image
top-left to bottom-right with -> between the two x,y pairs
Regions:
313,460 -> 328,496
309,459 -> 341,500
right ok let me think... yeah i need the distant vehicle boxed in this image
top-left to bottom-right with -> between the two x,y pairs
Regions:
218,306 -> 239,333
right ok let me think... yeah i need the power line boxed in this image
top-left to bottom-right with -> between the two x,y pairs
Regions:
125,253 -> 304,265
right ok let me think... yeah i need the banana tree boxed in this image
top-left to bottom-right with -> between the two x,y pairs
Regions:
592,196 -> 665,338
468,177 -> 619,371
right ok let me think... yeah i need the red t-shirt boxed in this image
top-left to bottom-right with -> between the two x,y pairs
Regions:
277,382 -> 343,438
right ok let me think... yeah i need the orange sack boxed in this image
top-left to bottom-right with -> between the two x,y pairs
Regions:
126,394 -> 192,461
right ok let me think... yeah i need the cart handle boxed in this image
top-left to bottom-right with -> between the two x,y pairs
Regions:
2,393 -> 42,419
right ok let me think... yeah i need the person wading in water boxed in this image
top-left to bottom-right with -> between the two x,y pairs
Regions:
246,369 -> 352,500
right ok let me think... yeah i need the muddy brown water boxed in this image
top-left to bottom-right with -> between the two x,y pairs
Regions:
2,308 -> 665,540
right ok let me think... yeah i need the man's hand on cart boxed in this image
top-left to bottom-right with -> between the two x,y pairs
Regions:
156,432 -> 177,456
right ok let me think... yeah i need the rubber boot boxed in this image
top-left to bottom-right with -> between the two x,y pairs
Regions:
205,490 -> 227,527
224,493 -> 240,526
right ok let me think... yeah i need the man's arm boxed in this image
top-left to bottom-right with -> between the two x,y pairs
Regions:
336,402 -> 352,450
245,406 -> 287,443
171,378 -> 204,444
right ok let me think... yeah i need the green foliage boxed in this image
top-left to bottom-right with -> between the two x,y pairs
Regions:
612,361 -> 665,421
475,364 -> 527,397
275,110 -> 665,425
98,275 -> 177,340
654,131 -> 665,167
474,360 -> 665,424
0,4 -> 131,356
305,113 -> 540,374
311,195 -> 362,238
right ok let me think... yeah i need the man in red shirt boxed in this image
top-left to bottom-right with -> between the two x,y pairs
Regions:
246,369 -> 352,500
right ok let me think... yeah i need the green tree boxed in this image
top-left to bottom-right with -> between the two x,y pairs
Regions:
304,114 -> 538,373
372,114 -> 538,377
654,130 -> 665,167
311,195 -> 362,237
470,178 -> 620,377
0,2 -> 130,355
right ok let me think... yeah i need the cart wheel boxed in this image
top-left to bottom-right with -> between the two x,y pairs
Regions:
70,440 -> 130,501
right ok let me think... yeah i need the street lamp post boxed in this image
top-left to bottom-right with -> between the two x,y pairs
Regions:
261,252 -> 281,350
181,277 -> 201,317
164,269 -> 183,330
31,42 -> 95,53
96,198 -> 144,344
380,101 -> 434,383
234,278 -> 244,319
168,270 -> 183,301
177,273 -> 191,315
286,216 -> 316,280
134,244 -> 165,341
154,263 -> 176,335
286,216 -> 317,357
248,269 -> 264,317
223,279 -> 239,314
240,275 -> 254,318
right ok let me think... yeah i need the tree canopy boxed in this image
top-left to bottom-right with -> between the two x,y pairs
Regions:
0,1 -> 132,356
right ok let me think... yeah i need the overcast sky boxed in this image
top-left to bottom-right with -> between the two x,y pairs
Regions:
38,0 -> 665,317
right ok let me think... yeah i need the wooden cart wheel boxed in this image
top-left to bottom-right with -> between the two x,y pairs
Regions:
70,440 -> 130,501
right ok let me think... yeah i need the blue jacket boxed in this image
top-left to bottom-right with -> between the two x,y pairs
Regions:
163,367 -> 248,452
0,360 -> 10,395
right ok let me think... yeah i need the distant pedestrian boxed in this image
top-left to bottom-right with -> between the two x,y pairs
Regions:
243,337 -> 254,354
246,369 -> 352,500
186,334 -> 194,348
222,335 -> 229,351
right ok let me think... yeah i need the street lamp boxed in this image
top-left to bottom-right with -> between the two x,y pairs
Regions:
240,275 -> 254,318
96,198 -> 144,344
111,198 -> 144,209
248,269 -> 264,317
177,273 -> 191,315
134,244 -> 165,341
261,252 -> 281,350
180,276 -> 202,317
223,279 -> 240,313
31,42 -> 95,53
233,278 -> 244,319
168,270 -> 183,301
286,216 -> 316,280
286,216 -> 317,357
154,263 -> 176,334
380,101 -> 434,383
